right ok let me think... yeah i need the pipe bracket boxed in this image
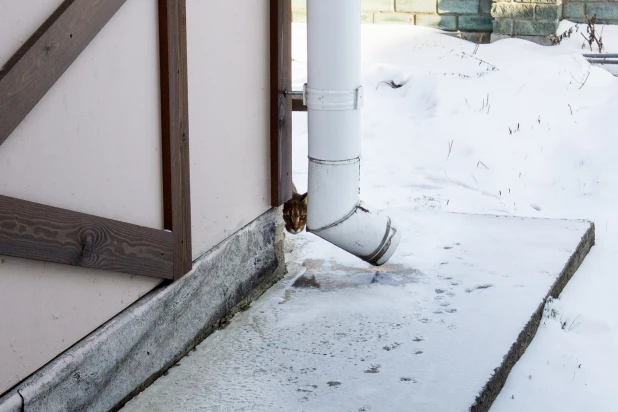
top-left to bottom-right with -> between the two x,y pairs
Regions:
303,83 -> 364,111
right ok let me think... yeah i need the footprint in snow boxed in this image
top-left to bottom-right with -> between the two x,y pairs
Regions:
465,284 -> 494,293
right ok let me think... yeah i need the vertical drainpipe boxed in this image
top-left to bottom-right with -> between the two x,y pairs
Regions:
305,0 -> 401,265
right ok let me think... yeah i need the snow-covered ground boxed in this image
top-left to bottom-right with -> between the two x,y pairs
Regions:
122,211 -> 591,412
290,20 -> 618,411
122,21 -> 618,412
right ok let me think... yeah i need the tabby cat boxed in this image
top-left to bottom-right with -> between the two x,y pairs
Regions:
282,184 -> 307,234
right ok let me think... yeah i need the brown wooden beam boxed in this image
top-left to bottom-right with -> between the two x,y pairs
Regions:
158,0 -> 192,280
0,0 -> 127,147
291,95 -> 307,112
0,195 -> 174,279
270,0 -> 293,207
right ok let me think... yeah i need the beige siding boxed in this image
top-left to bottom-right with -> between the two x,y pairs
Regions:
0,0 -> 275,395
187,0 -> 272,259
0,3 -> 163,229
0,0 -> 162,394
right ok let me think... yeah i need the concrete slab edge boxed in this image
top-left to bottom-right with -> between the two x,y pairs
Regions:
0,208 -> 286,412
470,221 -> 596,412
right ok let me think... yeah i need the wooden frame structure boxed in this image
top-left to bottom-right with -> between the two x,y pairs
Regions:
0,0 -> 191,280
291,95 -> 307,112
0,0 -> 294,279
270,0 -> 293,206
158,0 -> 192,280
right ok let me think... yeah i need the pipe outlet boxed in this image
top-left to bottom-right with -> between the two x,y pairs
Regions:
305,0 -> 401,265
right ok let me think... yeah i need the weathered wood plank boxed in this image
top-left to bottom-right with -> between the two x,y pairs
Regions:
291,94 -> 307,112
0,0 -> 127,147
158,0 -> 192,280
0,195 -> 174,279
270,0 -> 293,206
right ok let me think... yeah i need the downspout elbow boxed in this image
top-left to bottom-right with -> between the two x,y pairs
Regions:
307,200 -> 401,266
306,156 -> 401,266
306,0 -> 401,265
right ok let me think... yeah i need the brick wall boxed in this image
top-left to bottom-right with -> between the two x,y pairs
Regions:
291,0 -> 618,42
563,0 -> 618,24
491,0 -> 562,40
292,0 -> 494,33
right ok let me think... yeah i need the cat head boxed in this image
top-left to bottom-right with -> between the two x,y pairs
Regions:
283,192 -> 308,234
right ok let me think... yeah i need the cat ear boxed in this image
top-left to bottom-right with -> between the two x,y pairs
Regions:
300,193 -> 308,204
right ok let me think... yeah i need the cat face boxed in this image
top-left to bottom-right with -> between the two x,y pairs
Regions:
283,192 -> 308,234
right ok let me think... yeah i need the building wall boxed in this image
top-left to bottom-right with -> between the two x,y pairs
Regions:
0,0 -> 164,395
292,0 -> 494,32
187,0 -> 272,259
491,0 -> 562,39
563,0 -> 618,24
292,0 -> 618,40
0,0 -> 275,396
491,0 -> 618,39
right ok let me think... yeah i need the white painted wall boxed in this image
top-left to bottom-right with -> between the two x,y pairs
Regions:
0,1 -> 163,228
0,0 -> 162,395
187,0 -> 272,259
0,0 -> 275,395
0,256 -> 160,394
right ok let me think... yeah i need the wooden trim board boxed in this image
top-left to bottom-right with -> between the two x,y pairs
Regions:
0,0 -> 193,281
270,0 -> 293,206
158,0 -> 192,280
0,195 -> 174,279
291,95 -> 307,112
0,0 -> 127,147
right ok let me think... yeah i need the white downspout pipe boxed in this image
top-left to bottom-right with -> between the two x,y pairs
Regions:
305,0 -> 401,265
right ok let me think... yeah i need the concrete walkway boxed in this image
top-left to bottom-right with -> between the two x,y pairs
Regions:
122,210 -> 593,412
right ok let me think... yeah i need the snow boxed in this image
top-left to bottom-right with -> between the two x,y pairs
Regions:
292,20 -> 618,411
122,212 -> 591,412
123,21 -> 618,411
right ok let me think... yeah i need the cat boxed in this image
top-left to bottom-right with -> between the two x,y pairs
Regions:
282,183 -> 307,234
